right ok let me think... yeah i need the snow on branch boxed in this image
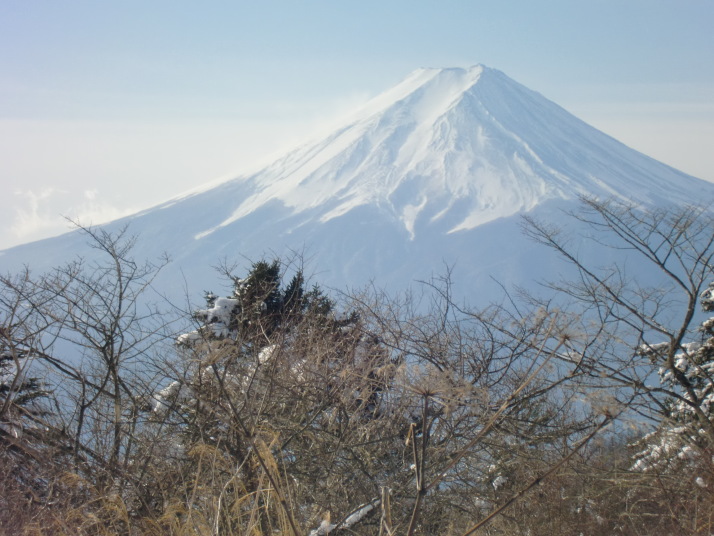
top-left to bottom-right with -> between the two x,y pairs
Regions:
308,499 -> 380,535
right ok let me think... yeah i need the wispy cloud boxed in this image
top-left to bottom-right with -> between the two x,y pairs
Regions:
7,188 -> 136,248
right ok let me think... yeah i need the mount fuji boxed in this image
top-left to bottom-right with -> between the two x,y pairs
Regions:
2,65 -> 713,303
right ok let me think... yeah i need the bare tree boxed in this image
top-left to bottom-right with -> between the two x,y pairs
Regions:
350,279 -> 608,535
0,224 -> 176,511
517,197 -> 714,534
522,197 -> 714,432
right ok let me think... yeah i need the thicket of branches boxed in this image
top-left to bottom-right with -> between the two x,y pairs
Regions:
1,198 -> 712,535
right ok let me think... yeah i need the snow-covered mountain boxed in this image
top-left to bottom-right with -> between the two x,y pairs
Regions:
2,65 -> 713,303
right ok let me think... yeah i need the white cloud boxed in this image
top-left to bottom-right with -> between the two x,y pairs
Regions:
7,187 -> 136,249
10,188 -> 66,241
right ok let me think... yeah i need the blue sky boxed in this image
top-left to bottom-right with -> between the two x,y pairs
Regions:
1,1 -> 712,248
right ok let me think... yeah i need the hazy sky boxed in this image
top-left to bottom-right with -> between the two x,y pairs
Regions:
1,1 -> 712,249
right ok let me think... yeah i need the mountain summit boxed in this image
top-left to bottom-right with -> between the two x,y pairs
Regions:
3,65 -> 713,299
189,64 -> 709,241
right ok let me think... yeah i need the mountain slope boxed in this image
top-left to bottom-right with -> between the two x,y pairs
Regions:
2,65 -> 713,302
